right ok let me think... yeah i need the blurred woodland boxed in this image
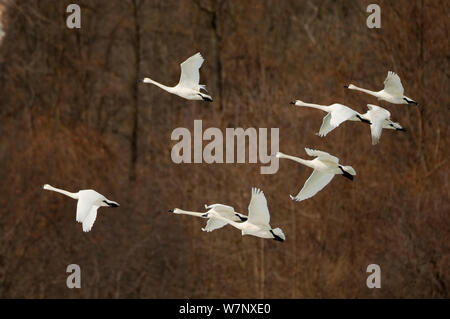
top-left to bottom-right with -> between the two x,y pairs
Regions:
0,0 -> 448,298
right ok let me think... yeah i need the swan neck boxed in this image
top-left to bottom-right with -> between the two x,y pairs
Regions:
45,185 -> 79,199
212,213 -> 243,229
350,85 -> 378,96
175,209 -> 205,217
146,78 -> 174,92
278,153 -> 312,167
298,102 -> 329,111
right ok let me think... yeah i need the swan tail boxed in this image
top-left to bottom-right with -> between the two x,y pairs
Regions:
342,165 -> 356,176
199,93 -> 213,102
271,228 -> 285,242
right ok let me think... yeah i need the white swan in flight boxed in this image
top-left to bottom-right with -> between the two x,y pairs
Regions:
276,148 -> 356,202
289,99 -> 371,137
169,204 -> 248,232
345,71 -> 417,105
205,188 -> 286,242
143,52 -> 213,102
360,104 -> 406,145
43,184 -> 119,232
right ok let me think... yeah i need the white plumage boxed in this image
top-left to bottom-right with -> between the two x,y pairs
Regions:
169,204 -> 247,233
43,184 -> 119,232
290,100 -> 371,136
206,188 -> 286,242
143,52 -> 213,102
360,104 -> 406,144
345,71 -> 417,105
277,148 -> 356,202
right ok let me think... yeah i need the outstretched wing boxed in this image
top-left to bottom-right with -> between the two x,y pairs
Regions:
305,148 -> 339,163
202,218 -> 229,232
318,105 -> 357,137
205,203 -> 235,214
290,170 -> 335,202
383,71 -> 404,97
82,205 -> 99,232
318,113 -> 334,137
76,190 -> 103,222
178,52 -> 204,90
367,104 -> 391,145
330,105 -> 358,127
248,188 -> 270,226
76,198 -> 93,222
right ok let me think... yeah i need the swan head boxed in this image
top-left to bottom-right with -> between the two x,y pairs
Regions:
169,208 -> 183,214
102,200 -> 119,207
344,84 -> 356,89
289,100 -> 303,106
275,152 -> 284,158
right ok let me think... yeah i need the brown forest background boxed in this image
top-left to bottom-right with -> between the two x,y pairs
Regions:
0,0 -> 448,298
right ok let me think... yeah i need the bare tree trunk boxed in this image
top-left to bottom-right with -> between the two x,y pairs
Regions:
130,0 -> 142,181
260,239 -> 265,298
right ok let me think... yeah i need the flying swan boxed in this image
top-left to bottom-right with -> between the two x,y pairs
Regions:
360,104 -> 406,145
143,52 -> 213,102
169,204 -> 248,233
43,184 -> 119,232
205,188 -> 286,242
289,99 -> 371,137
276,148 -> 356,202
344,71 -> 417,105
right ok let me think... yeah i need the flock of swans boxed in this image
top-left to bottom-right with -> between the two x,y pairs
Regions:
43,52 -> 417,239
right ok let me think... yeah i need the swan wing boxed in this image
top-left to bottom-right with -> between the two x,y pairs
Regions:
370,120 -> 384,145
367,104 -> 391,145
76,198 -> 94,222
205,203 -> 235,215
305,148 -> 339,163
202,217 -> 229,232
330,105 -> 358,127
318,113 -> 334,136
319,105 -> 356,136
76,190 -> 103,222
383,71 -> 404,97
290,170 -> 335,201
178,52 -> 204,90
82,205 -> 99,232
248,188 -> 270,226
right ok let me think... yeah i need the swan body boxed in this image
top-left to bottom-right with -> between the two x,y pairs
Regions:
169,204 -> 247,233
206,188 -> 285,242
345,71 -> 417,105
143,52 -> 213,102
276,148 -> 356,202
43,184 -> 119,232
360,104 -> 405,145
290,100 -> 371,137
